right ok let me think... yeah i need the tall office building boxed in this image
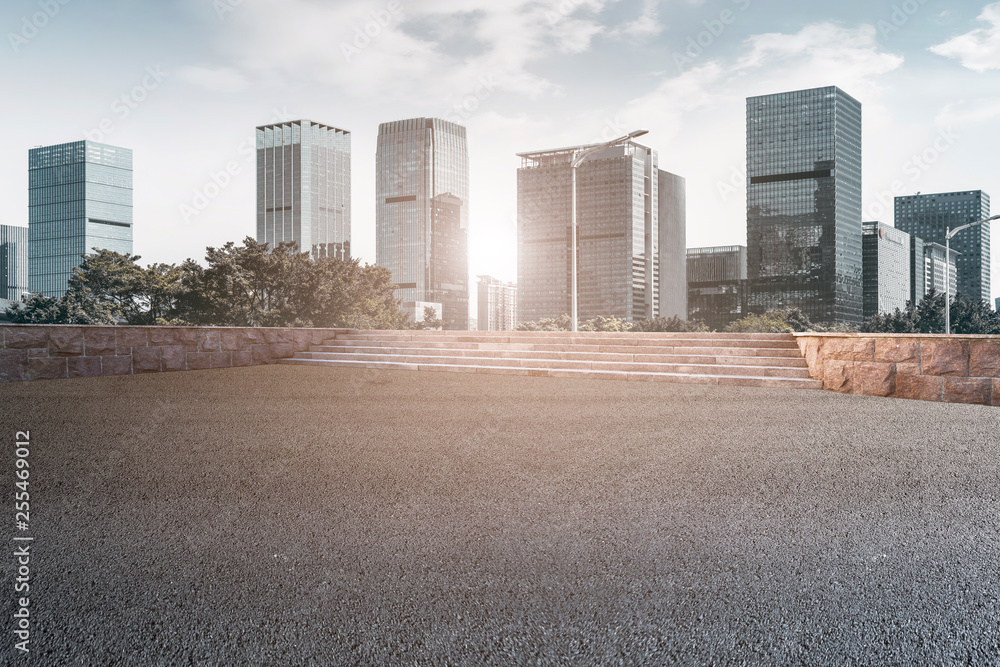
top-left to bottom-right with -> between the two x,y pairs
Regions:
516,140 -> 685,323
923,242 -> 959,297
1,225 -> 29,303
376,118 -> 469,330
746,86 -> 863,324
477,275 -> 517,331
687,245 -> 747,331
862,222 -> 910,318
256,119 -> 351,260
894,191 -> 990,302
28,141 -> 133,297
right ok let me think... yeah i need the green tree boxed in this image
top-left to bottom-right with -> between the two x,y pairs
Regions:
631,316 -> 709,332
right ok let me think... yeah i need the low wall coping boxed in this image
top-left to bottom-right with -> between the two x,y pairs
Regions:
793,332 -> 1000,340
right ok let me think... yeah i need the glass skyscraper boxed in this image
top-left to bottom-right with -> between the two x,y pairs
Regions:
28,141 -> 133,297
687,245 -> 747,331
477,275 -> 517,331
1,224 -> 29,302
862,221 -> 910,318
746,86 -> 863,324
376,118 -> 469,330
894,190 -> 990,303
256,120 -> 351,260
517,140 -> 686,323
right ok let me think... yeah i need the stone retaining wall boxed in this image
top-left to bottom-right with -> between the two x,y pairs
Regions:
0,325 -> 350,383
794,333 -> 1000,406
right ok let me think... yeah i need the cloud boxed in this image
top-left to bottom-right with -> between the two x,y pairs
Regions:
608,0 -> 663,41
935,98 -> 1000,125
175,65 -> 248,93
929,3 -> 1000,72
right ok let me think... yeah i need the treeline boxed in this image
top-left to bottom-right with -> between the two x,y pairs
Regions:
515,314 -> 708,332
5,238 -> 411,329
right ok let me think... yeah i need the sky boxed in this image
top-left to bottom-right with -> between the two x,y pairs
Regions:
3,0 -> 1000,304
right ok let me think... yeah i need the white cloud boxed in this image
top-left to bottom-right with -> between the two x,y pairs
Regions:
608,0 -> 663,41
176,66 -> 248,93
935,98 -> 1000,125
929,3 -> 1000,72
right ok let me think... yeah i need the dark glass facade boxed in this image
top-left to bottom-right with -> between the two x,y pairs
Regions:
894,190 -> 990,303
516,141 -> 685,323
687,245 -> 747,331
746,86 -> 863,324
256,120 -> 351,261
376,118 -> 469,330
28,141 -> 133,297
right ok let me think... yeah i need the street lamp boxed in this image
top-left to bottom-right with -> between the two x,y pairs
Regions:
569,129 -> 649,332
944,213 -> 1000,334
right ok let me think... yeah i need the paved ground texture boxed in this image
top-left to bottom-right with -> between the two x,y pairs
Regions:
2,366 -> 1000,665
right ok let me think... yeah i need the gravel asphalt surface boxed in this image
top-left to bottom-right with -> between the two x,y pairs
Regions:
2,365 -> 1000,665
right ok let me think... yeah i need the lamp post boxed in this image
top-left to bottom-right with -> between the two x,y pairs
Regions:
944,213 -> 1000,334
569,129 -> 648,332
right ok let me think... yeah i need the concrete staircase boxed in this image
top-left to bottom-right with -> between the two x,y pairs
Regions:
278,330 -> 823,390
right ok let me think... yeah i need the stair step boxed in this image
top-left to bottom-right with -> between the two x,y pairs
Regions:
315,341 -> 803,355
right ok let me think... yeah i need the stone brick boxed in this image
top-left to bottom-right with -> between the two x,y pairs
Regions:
68,356 -> 103,379
0,349 -> 29,382
148,328 -> 183,346
994,380 -> 1000,407
823,359 -> 854,393
821,337 -> 875,362
921,340 -> 969,377
219,329 -> 242,351
251,345 -> 273,365
943,377 -> 993,405
186,352 -> 212,370
232,350 -> 252,367
28,357 -> 67,380
853,362 -> 896,397
969,340 -> 1000,378
132,347 -> 162,374
48,327 -> 84,356
116,328 -> 148,353
895,362 -> 920,376
210,352 -> 233,368
101,355 -> 132,375
263,328 -> 293,344
84,328 -> 117,355
270,343 -> 294,359
4,326 -> 49,349
896,374 -> 943,403
293,330 -> 313,352
243,328 -> 267,345
795,336 -> 824,380
874,338 -> 920,364
160,345 -> 188,372
196,330 -> 222,352
27,348 -> 48,358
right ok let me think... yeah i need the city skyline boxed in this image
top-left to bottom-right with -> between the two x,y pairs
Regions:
3,1 -> 1000,305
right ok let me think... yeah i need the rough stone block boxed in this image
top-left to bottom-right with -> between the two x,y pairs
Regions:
186,352 -> 212,370
251,345 -> 273,365
101,356 -> 132,376
874,338 -> 920,364
243,328 -> 267,345
854,362 -> 896,397
943,377 -> 992,405
48,327 -> 84,356
148,328 -> 183,346
68,356 -> 103,378
896,374 -> 943,403
895,362 -> 920,376
28,357 -> 67,380
921,340 -> 969,377
795,336 -> 824,380
5,327 -> 49,350
220,329 -> 242,351
270,343 -> 294,359
994,380 -> 1000,407
293,330 -> 313,352
196,330 -> 222,352
132,347 -> 162,374
160,345 -> 188,372
969,340 -> 1000,378
822,338 -> 875,362
116,328 -> 148,353
210,352 -> 233,368
84,328 -> 117,355
823,359 -> 854,393
27,348 -> 48,358
0,349 -> 29,382
232,350 -> 252,367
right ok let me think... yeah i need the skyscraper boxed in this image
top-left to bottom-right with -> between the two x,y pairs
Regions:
746,86 -> 863,324
1,225 -> 29,303
687,245 -> 747,331
894,190 -> 990,303
28,141 -> 133,297
862,221 -> 910,318
477,275 -> 517,331
256,119 -> 351,260
516,140 -> 685,323
376,118 -> 469,330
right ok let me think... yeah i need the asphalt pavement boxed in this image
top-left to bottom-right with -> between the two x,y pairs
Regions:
2,365 -> 999,665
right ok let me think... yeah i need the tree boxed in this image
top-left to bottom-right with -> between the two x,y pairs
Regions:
861,291 -> 1000,334
631,316 -> 709,332
413,306 -> 444,330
